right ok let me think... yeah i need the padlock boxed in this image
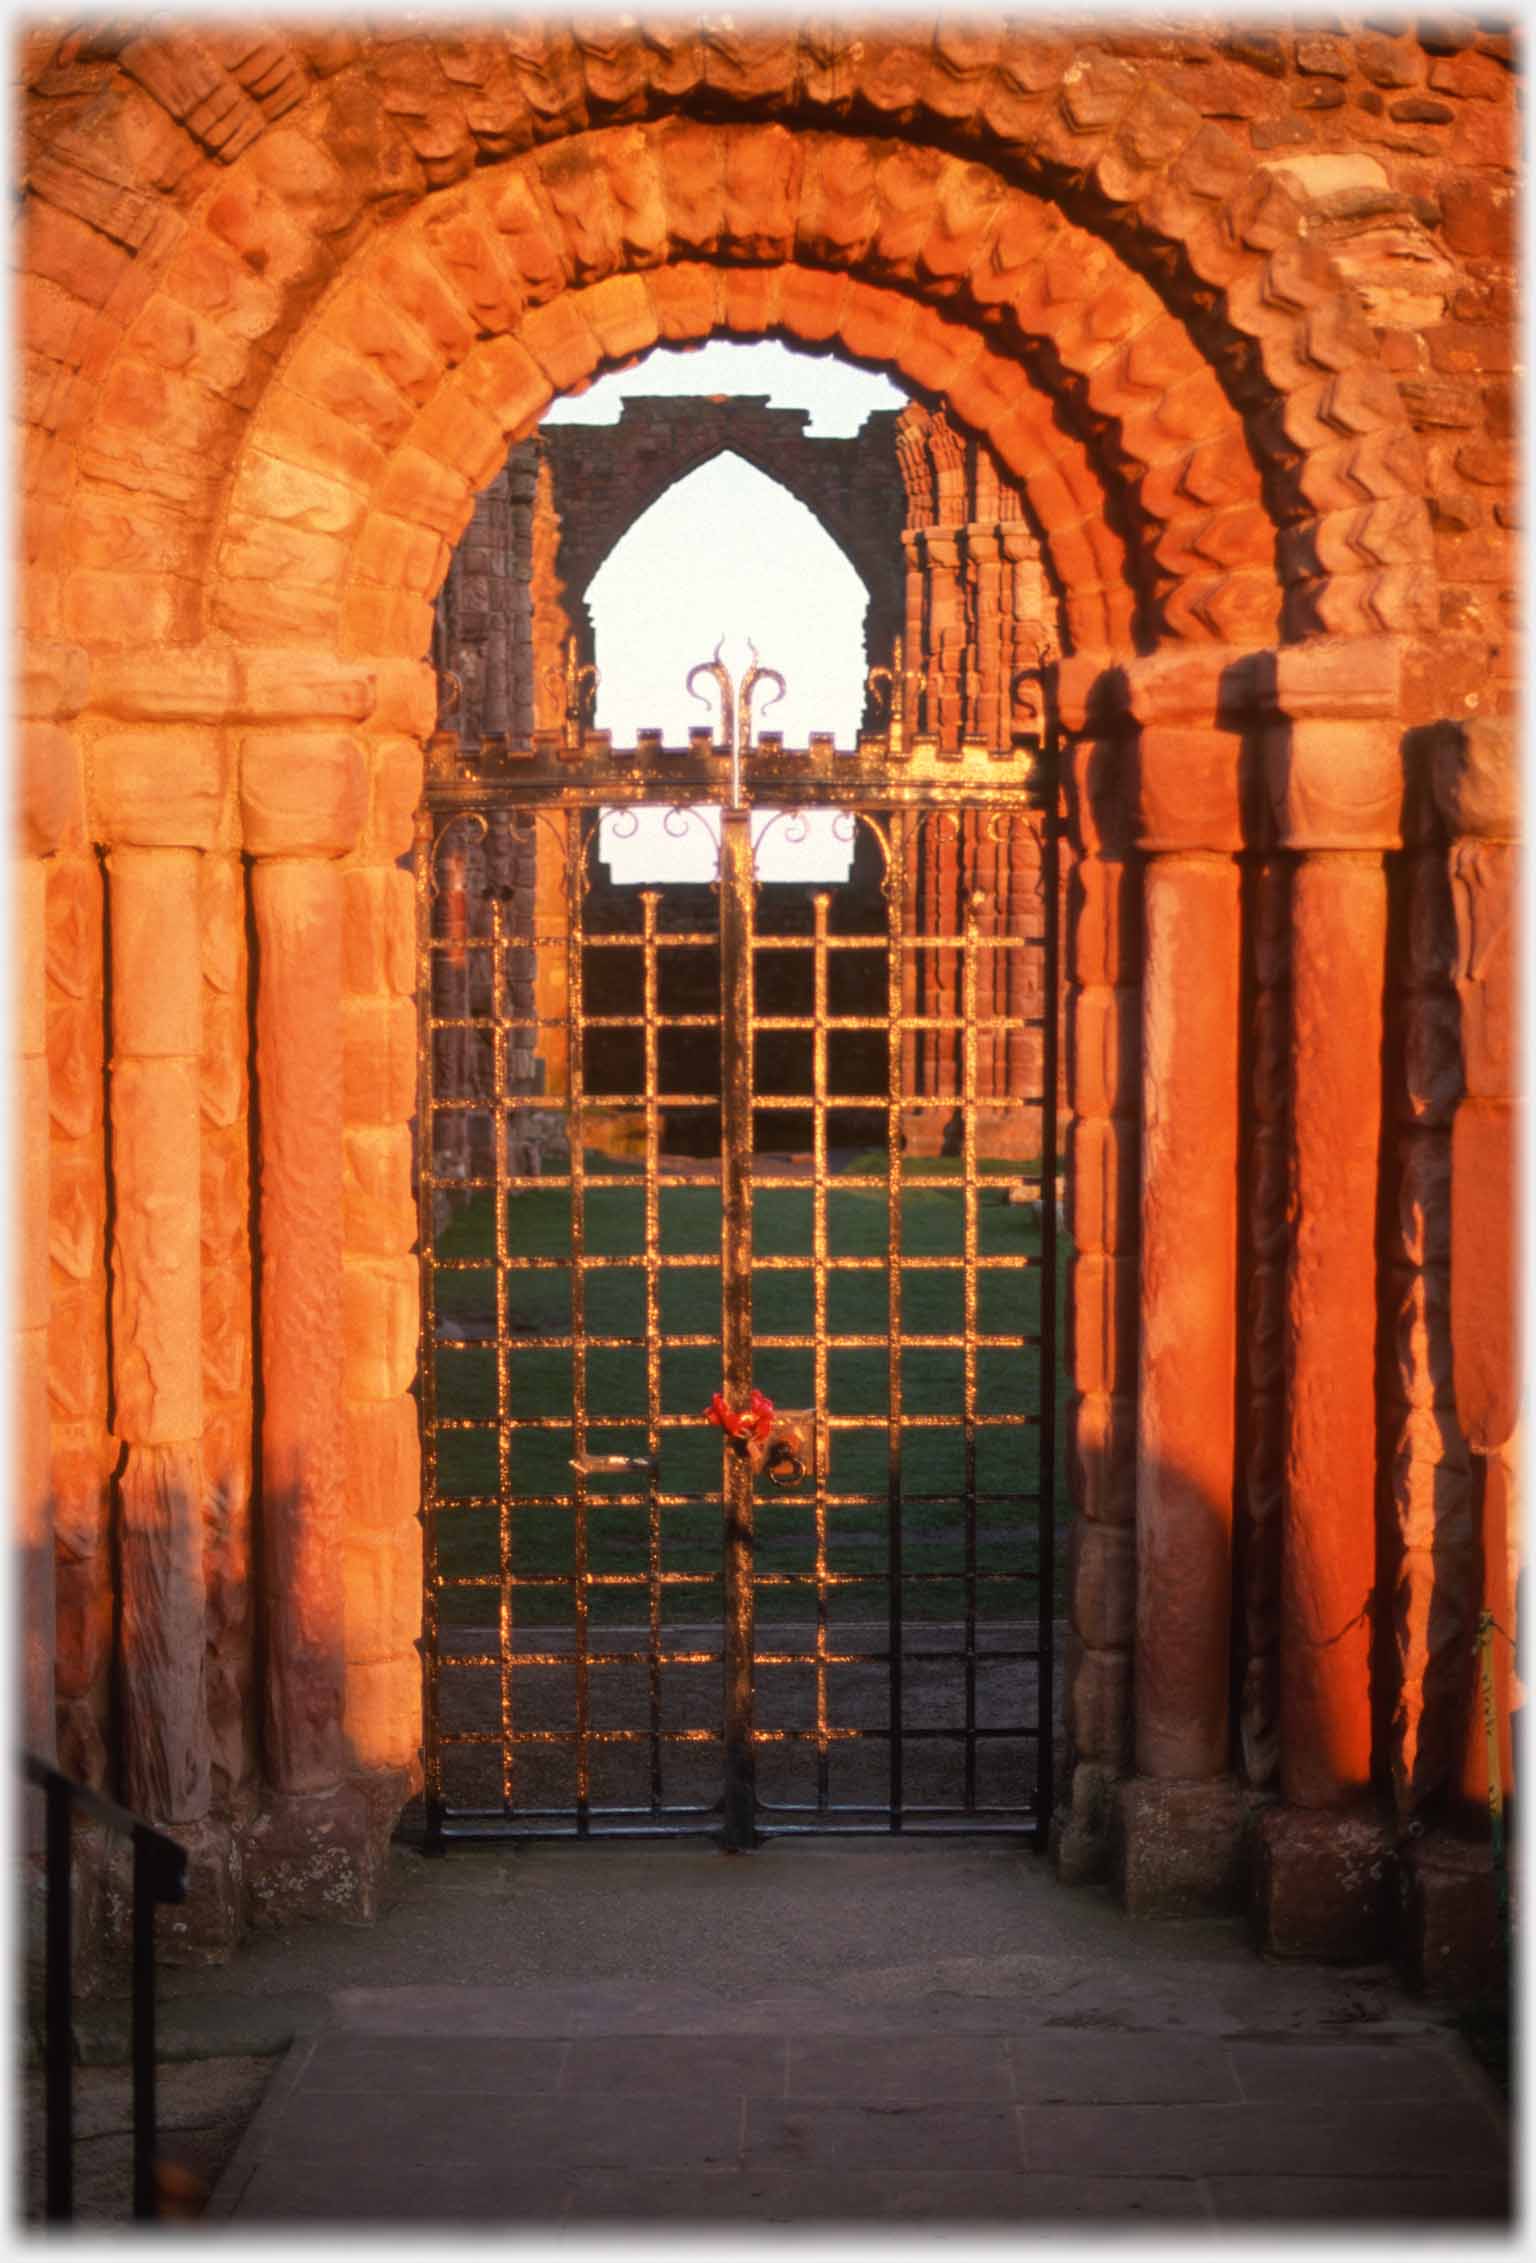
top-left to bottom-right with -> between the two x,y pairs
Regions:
762,1408 -> 814,1489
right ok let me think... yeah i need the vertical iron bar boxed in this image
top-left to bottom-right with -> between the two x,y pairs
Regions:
961,879 -> 981,1813
130,1831 -> 157,2222
1036,745 -> 1061,1843
719,806 -> 757,1848
566,814 -> 592,1833
43,1774 -> 73,2223
885,815 -> 908,1831
811,891 -> 832,1815
491,895 -> 515,1814
413,808 -> 445,1853
642,890 -> 665,1815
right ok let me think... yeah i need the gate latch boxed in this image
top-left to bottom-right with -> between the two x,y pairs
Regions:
704,1389 -> 815,1488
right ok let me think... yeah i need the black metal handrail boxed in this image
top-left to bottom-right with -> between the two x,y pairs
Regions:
23,1753 -> 188,2223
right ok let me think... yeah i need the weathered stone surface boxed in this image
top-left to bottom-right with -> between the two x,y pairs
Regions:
108,846 -> 201,1056
92,730 -> 228,849
1136,852 -> 1239,1780
1114,1776 -> 1250,1917
343,867 -> 417,997
239,732 -> 368,857
342,1256 -> 419,1402
108,1056 -> 203,1445
1281,853 -> 1385,1808
19,722 -> 86,854
345,1395 -> 422,1539
12,20 -> 1519,1956
1449,1100 -> 1518,1450
251,858 -> 348,1797
243,1786 -> 380,1925
342,996 -> 418,1124
118,1442 -> 211,1826
1252,1806 -> 1393,1962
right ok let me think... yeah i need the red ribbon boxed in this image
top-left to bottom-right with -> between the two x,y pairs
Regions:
704,1387 -> 775,1444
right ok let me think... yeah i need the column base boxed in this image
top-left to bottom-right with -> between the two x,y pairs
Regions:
1396,1829 -> 1509,2001
141,1815 -> 247,1965
1050,1760 -> 1118,1886
1251,1804 -> 1393,1962
243,1785 -> 382,1927
1113,1775 -> 1250,1917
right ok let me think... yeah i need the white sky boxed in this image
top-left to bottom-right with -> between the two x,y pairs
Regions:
549,341 -> 907,881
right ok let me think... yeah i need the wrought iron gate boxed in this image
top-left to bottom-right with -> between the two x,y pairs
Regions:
415,651 -> 1060,1845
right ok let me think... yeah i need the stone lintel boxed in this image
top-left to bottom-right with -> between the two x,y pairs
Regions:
1112,1775 -> 1251,1918
1251,1803 -> 1394,1962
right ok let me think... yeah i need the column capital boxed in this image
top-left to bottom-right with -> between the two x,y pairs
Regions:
92,729 -> 229,850
1123,650 -> 1267,857
239,732 -> 369,858
1431,715 -> 1518,843
1264,716 -> 1404,852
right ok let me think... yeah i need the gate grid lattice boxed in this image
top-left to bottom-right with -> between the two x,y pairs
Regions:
415,655 -> 1061,1845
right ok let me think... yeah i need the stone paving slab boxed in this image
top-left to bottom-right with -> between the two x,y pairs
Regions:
213,2027 -> 1511,2227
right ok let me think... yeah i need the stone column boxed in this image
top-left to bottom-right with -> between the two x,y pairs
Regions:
240,731 -> 375,1920
1397,715 -> 1524,1993
16,643 -> 90,1774
107,846 -> 212,1828
18,848 -> 55,1765
1254,638 -> 1406,1958
1114,649 -> 1253,1914
1051,656 -> 1139,1887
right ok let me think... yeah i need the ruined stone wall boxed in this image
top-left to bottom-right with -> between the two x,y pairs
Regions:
14,18 -> 1520,1987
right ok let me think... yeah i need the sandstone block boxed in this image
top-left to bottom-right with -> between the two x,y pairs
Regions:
343,1255 -> 419,1402
584,271 -> 662,363
18,638 -> 89,722
240,650 -> 378,725
369,658 -> 439,739
200,992 -> 248,1130
365,735 -> 426,860
1068,1115 -> 1137,1254
343,866 -> 418,997
19,723 -> 85,855
243,1785 -> 380,1925
1067,855 -> 1139,986
1069,1252 -> 1137,1397
344,1656 -> 424,1778
47,1139 -> 107,1286
1450,1099 -> 1518,1450
239,731 -> 367,857
47,1277 -> 109,1424
1069,1391 -> 1137,1525
18,1056 -> 52,1311
352,509 -> 447,596
1069,1520 -> 1135,1648
340,583 -> 435,662
231,445 -> 367,539
344,1125 -> 418,1256
1114,1775 -> 1250,1918
1264,717 -> 1404,851
1252,1805 -> 1393,1961
1397,1831 -> 1507,2001
1065,1642 -> 1133,1769
93,729 -> 227,850
374,444 -> 475,544
345,1394 -> 422,1538
62,569 -> 182,649
1068,984 -> 1139,1118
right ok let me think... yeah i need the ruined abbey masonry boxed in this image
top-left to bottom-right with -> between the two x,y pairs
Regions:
430,391 -> 1062,1154
14,17 -> 1520,1985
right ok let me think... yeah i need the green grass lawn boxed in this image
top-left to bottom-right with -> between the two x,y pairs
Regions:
427,1150 -> 1071,1627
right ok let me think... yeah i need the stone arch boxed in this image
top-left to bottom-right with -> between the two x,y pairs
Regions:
21,24 -> 1515,1968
